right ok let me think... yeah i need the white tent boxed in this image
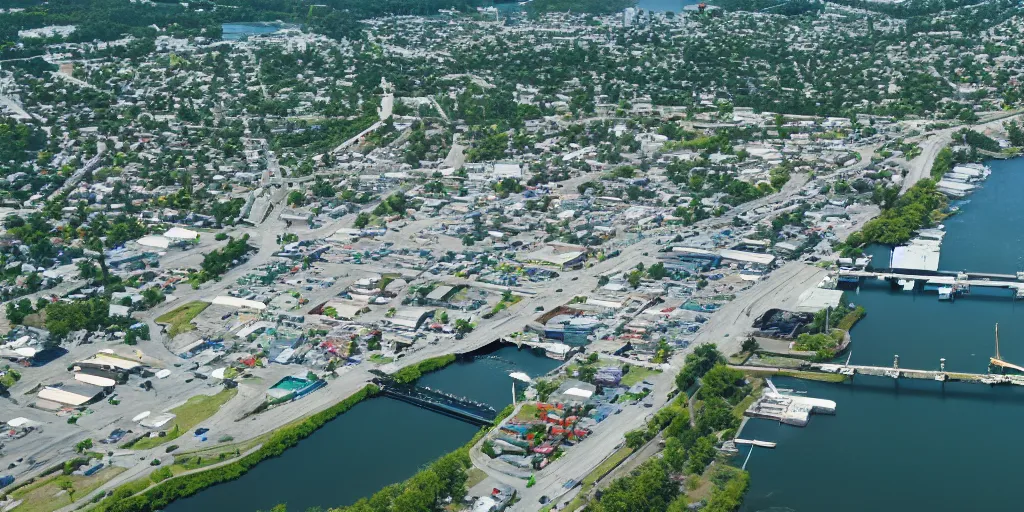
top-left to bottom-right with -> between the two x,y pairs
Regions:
212,296 -> 266,310
136,235 -> 170,249
563,387 -> 594,399
164,227 -> 199,240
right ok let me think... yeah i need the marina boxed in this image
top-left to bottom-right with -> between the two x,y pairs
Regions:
743,380 -> 836,427
739,156 -> 1024,512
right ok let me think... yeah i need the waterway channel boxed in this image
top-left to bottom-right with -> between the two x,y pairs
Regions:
739,157 -> 1024,511
163,344 -> 561,512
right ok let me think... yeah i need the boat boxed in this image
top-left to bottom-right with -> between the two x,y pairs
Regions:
938,286 -> 953,301
989,324 -> 1024,375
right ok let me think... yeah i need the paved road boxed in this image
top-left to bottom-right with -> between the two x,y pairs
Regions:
901,109 -> 1024,194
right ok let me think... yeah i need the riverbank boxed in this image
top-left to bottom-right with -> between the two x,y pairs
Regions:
88,355 -> 461,512
739,155 -> 1024,512
327,402 -> 518,512
93,385 -> 380,512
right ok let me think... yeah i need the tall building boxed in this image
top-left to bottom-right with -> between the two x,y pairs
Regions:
623,7 -> 636,27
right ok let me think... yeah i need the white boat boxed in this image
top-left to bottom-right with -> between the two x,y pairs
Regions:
938,286 -> 953,301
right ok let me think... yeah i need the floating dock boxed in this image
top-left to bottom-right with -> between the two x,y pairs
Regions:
734,439 -> 777,448
744,380 -> 836,427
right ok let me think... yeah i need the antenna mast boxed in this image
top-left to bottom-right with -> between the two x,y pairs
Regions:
995,323 -> 1001,360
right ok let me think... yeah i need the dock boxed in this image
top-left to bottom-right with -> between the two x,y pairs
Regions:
733,439 -> 777,448
810,361 -> 1024,385
744,380 -> 836,427
809,325 -> 1024,386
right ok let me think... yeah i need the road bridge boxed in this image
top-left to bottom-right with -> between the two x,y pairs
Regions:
371,374 -> 497,427
836,268 -> 1024,297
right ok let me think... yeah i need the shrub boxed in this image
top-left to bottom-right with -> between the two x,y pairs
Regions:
150,467 -> 172,483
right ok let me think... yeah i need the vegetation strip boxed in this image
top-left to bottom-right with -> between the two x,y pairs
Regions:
94,385 -> 380,512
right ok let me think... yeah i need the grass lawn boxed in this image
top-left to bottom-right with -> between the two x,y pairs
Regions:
514,403 -> 539,421
172,448 -> 243,472
130,388 -> 237,450
9,467 -> 125,512
155,301 -> 210,337
732,390 -> 760,421
727,351 -> 753,365
368,354 -> 394,365
741,368 -> 849,384
620,367 -> 661,387
562,445 -> 634,511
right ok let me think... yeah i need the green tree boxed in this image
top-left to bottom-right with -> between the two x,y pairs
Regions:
454,319 -> 474,335
625,429 -> 650,450
647,262 -> 667,280
687,435 -> 717,475
741,337 -> 759,353
75,438 -> 93,453
663,436 -> 686,472
699,364 -> 745,401
354,212 -> 371,229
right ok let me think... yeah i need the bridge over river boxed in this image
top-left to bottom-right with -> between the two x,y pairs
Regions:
370,371 -> 497,426
837,267 -> 1024,297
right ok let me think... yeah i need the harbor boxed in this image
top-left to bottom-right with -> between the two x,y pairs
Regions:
738,156 -> 1024,512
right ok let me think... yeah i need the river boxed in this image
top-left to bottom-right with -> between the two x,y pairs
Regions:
739,157 -> 1024,511
163,344 -> 561,512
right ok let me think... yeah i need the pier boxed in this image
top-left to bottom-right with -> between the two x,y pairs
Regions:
809,353 -> 1024,386
373,378 -> 497,427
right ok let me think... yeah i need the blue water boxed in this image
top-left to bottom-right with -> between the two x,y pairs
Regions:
739,158 -> 1024,512
163,345 -> 560,512
637,0 -> 703,11
221,23 -> 286,41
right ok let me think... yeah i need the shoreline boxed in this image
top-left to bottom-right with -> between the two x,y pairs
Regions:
85,355 -> 461,512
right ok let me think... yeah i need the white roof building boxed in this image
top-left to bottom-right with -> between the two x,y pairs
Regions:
212,296 -> 266,310
164,227 -> 200,240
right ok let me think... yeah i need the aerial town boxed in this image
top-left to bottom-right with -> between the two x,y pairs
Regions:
2,0 -> 1024,511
